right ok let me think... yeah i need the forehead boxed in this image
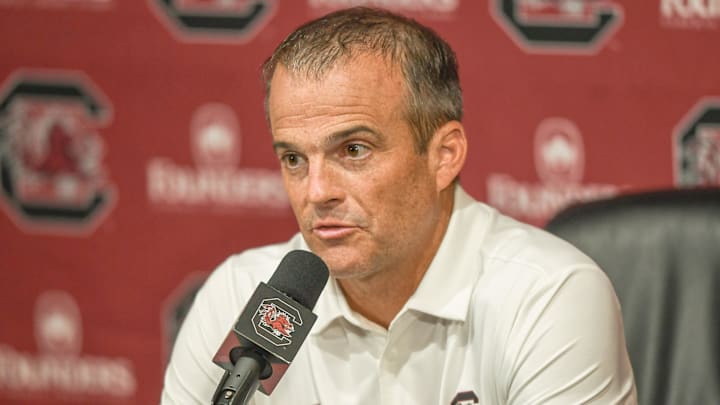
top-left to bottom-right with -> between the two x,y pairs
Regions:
267,54 -> 407,131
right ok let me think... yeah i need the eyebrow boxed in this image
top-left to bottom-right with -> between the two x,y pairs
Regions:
272,125 -> 381,152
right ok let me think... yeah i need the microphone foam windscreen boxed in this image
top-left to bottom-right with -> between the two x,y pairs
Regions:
268,250 -> 329,310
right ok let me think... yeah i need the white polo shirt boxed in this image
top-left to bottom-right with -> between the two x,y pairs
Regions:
161,187 -> 637,405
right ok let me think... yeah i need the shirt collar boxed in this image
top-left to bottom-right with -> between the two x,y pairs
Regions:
404,186 -> 483,322
310,185 -> 486,335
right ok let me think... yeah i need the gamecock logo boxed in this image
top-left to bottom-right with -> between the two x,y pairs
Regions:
150,0 -> 276,42
0,70 -> 115,234
491,0 -> 623,54
252,298 -> 303,347
674,97 -> 720,186
259,303 -> 295,338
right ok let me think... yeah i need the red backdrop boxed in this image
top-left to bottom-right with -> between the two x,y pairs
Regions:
0,1 -> 718,403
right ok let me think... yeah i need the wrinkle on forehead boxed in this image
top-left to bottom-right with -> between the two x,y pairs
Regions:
272,113 -> 384,157
273,105 -> 379,133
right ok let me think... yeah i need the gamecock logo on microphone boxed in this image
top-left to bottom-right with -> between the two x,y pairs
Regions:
260,303 -> 294,337
252,298 -> 303,347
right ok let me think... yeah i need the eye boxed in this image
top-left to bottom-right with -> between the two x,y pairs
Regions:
280,152 -> 306,170
344,143 -> 371,159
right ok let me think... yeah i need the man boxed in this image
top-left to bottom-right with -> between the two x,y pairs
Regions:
162,7 -> 636,404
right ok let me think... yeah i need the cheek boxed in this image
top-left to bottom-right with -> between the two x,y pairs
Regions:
282,178 -> 307,216
364,160 -> 435,225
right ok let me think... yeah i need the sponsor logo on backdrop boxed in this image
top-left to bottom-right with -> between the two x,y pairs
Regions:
661,0 -> 720,30
308,0 -> 459,16
491,0 -> 623,54
149,0 -> 276,42
674,98 -> 720,186
146,102 -> 289,213
487,117 -> 619,224
0,291 -> 137,400
0,0 -> 114,10
0,70 -> 116,235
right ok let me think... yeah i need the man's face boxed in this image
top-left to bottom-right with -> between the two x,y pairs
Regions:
268,54 -> 444,280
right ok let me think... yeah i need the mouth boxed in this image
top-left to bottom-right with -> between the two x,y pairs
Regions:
311,222 -> 358,240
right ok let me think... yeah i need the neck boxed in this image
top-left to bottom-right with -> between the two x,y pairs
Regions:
338,187 -> 455,329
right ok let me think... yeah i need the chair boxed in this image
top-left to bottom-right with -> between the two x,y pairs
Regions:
545,188 -> 720,405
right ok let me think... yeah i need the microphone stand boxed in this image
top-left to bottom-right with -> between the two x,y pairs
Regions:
211,348 -> 271,405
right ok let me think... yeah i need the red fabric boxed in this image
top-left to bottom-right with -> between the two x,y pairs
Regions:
0,1 -> 718,403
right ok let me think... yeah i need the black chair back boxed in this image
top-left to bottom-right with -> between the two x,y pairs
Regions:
546,188 -> 720,405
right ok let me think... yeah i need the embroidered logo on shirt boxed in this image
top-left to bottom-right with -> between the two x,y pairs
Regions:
451,390 -> 479,405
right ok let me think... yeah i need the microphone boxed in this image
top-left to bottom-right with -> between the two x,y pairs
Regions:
211,250 -> 329,405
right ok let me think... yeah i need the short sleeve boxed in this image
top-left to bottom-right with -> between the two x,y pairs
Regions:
504,267 -> 637,405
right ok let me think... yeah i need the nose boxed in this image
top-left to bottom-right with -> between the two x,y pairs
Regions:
306,159 -> 344,207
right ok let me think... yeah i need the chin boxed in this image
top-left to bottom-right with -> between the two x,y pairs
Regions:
327,257 -> 381,281
315,252 -> 368,280
320,255 -> 355,276
328,267 -> 377,281
305,238 -> 374,277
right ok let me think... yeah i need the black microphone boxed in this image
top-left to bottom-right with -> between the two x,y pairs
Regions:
211,250 -> 329,405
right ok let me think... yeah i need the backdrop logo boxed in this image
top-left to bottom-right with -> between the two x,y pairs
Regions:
487,117 -> 619,225
146,102 -> 289,213
34,291 -> 83,356
0,290 -> 137,399
491,0 -> 623,54
190,101 -> 242,168
0,70 -> 116,235
661,0 -> 720,30
252,298 -> 302,347
674,97 -> 720,186
150,0 -> 276,42
534,117 -> 585,185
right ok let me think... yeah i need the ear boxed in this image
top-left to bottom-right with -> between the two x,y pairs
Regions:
428,120 -> 467,191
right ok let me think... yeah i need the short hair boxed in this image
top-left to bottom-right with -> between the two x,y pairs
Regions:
261,7 -> 463,153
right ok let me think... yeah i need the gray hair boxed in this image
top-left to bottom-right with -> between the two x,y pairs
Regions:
261,7 -> 463,153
